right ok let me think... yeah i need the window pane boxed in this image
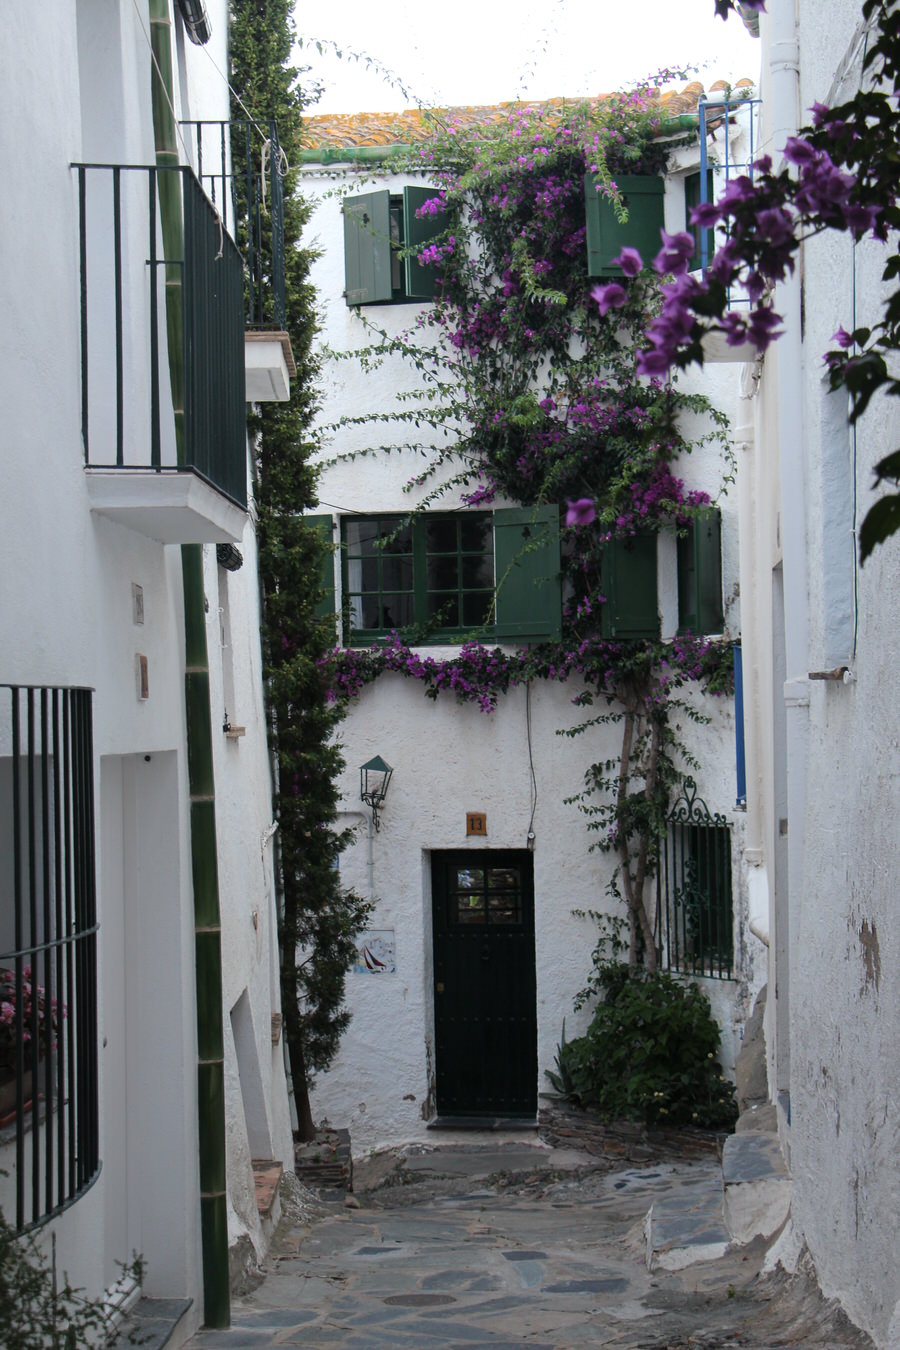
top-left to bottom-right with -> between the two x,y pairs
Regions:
462,554 -> 493,588
426,518 -> 458,553
488,867 -> 520,890
427,556 -> 458,589
383,557 -> 414,590
455,896 -> 486,924
462,592 -> 492,627
358,557 -> 380,591
360,596 -> 382,629
381,594 -> 415,627
456,868 -> 484,890
381,522 -> 413,554
488,894 -> 521,924
428,594 -> 459,626
345,519 -> 379,552
461,516 -> 491,551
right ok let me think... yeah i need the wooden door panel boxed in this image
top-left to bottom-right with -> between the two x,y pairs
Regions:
432,851 -> 537,1116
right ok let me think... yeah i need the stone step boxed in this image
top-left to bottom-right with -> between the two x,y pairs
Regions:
722,1129 -> 791,1245
643,1165 -> 730,1272
252,1158 -> 284,1224
111,1297 -> 193,1350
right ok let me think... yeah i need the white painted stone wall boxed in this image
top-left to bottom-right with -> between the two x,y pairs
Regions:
300,143 -> 762,1153
0,0 -> 291,1328
739,3 -> 900,1343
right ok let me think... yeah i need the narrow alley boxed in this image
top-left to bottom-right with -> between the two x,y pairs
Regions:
170,1143 -> 870,1350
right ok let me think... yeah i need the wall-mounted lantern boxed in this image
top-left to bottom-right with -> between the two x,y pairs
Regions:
360,755 -> 393,832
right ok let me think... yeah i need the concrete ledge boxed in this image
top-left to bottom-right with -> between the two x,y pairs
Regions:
86,469 -> 246,544
245,331 -> 295,402
723,1130 -> 791,1245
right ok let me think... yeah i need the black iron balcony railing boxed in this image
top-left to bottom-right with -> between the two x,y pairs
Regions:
0,686 -> 99,1233
75,163 -> 247,509
181,120 -> 286,331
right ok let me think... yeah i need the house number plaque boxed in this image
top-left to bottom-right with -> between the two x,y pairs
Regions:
466,812 -> 487,836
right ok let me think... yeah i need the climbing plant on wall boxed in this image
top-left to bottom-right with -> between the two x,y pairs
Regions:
229,0 -> 371,1143
658,0 -> 900,560
320,88 -> 736,967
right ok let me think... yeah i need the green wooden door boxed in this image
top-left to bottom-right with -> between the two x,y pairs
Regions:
431,851 -> 537,1118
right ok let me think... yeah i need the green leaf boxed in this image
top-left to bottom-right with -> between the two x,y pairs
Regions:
872,447 -> 900,484
859,491 -> 900,564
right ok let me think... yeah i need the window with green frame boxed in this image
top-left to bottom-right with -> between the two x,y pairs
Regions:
333,507 -> 562,645
342,186 -> 447,306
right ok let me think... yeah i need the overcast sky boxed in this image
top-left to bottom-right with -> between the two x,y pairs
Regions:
295,0 -> 761,115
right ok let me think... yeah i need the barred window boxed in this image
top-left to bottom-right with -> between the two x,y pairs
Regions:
657,778 -> 733,980
0,686 -> 99,1231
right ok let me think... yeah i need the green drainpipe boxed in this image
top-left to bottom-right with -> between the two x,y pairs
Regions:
148,0 -> 230,1328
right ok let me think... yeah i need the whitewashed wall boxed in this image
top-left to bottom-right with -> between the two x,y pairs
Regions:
740,3 -> 900,1343
300,150 -> 758,1153
0,0 -> 291,1329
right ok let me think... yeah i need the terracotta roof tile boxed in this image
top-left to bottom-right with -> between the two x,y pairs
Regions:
300,79 -> 755,151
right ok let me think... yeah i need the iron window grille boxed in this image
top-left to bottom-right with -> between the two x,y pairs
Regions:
657,777 -> 734,980
0,686 -> 99,1233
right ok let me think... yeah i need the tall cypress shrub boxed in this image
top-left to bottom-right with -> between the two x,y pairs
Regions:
229,0 -> 370,1141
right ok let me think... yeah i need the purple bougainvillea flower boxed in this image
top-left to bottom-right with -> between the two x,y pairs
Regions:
566,498 -> 597,527
591,282 -> 627,314
611,246 -> 643,276
689,200 -> 721,229
652,230 -> 695,277
782,136 -> 818,167
831,327 -> 854,349
635,347 -> 672,377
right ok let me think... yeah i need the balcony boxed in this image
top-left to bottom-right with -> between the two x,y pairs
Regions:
182,120 -> 296,402
76,164 -> 248,544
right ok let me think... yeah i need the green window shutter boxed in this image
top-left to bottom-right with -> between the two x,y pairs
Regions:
342,190 -> 392,305
306,513 -> 337,625
678,508 -> 723,635
403,185 -> 446,300
584,174 -> 665,277
493,505 -> 561,643
600,533 -> 659,639
685,170 -> 714,272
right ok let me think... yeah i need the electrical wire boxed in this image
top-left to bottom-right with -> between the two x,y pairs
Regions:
525,681 -> 537,848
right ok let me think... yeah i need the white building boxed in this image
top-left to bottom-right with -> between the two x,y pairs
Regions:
298,90 -> 763,1154
736,1 -> 900,1343
1,0 -> 293,1338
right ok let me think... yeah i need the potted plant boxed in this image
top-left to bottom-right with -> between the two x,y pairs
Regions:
0,967 -> 63,1120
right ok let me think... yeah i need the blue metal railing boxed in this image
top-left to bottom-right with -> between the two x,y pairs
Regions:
698,95 -> 763,306
74,163 -> 246,509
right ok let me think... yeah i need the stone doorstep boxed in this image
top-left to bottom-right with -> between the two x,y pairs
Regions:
110,1297 -> 193,1350
644,1170 -> 730,1272
722,1130 -> 792,1245
251,1159 -> 284,1219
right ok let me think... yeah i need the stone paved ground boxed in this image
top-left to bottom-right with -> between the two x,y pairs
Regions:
183,1144 -> 872,1350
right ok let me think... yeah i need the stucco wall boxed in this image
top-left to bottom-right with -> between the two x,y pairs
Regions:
300,152 -> 759,1153
741,3 -> 900,1343
0,0 -> 291,1324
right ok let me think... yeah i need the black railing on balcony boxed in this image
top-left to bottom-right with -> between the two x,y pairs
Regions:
0,686 -> 99,1233
181,120 -> 286,330
75,163 -> 247,509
